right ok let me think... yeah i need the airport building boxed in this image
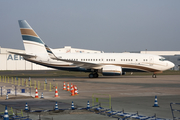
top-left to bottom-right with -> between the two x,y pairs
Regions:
0,46 -> 179,70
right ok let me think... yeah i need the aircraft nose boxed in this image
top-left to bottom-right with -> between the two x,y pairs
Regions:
168,61 -> 175,69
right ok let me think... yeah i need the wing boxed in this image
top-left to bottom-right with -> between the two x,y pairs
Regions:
8,51 -> 36,58
56,58 -> 103,69
45,45 -> 103,69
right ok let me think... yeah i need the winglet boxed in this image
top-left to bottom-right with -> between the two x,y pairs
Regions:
45,45 -> 59,60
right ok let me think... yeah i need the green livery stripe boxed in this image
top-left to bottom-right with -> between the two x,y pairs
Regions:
22,35 -> 44,44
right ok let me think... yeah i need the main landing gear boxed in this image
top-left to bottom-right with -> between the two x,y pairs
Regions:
89,72 -> 99,78
152,74 -> 156,78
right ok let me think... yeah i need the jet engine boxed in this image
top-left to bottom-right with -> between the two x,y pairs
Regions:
101,65 -> 122,76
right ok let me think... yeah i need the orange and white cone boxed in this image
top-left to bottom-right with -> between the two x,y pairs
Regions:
63,82 -> 66,90
70,83 -> 73,93
67,83 -> 70,91
35,88 -> 39,98
74,85 -> 78,95
71,86 -> 74,96
55,87 -> 58,97
73,85 -> 75,94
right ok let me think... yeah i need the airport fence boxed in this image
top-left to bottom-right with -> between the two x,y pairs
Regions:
92,93 -> 111,109
0,76 -> 58,97
170,102 -> 180,119
0,106 -> 31,120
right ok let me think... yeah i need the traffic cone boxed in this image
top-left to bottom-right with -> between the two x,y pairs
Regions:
54,102 -> 58,111
87,101 -> 90,109
71,86 -> 74,96
73,85 -> 75,93
70,83 -> 73,93
63,82 -> 66,90
35,88 -> 39,98
71,101 -> 75,110
25,103 -> 28,111
4,106 -> 9,120
55,87 -> 58,97
74,85 -> 77,95
40,92 -> 44,99
153,96 -> 159,107
67,83 -> 70,91
77,88 -> 79,95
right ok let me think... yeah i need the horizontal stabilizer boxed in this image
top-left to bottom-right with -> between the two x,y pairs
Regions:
8,51 -> 36,58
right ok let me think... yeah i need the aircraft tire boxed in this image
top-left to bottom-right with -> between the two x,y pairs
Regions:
89,73 -> 99,78
94,73 -> 99,78
89,74 -> 94,78
152,74 -> 156,78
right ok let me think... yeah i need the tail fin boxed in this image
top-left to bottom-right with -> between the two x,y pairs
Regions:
18,20 -> 47,56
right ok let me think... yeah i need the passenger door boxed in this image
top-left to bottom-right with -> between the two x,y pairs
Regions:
149,56 -> 154,66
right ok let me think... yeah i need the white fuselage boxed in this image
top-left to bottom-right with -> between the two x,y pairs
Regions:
25,52 -> 175,73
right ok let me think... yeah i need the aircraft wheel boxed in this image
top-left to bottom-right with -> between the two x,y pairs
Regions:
89,74 -> 94,78
89,73 -> 99,78
94,73 -> 99,78
152,74 -> 156,78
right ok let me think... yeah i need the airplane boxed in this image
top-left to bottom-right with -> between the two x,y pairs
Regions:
9,20 -> 175,78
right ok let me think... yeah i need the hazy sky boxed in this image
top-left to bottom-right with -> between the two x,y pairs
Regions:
0,0 -> 180,52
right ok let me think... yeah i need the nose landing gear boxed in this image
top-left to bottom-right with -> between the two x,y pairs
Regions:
152,74 -> 156,78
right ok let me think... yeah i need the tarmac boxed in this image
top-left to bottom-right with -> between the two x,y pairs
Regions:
0,74 -> 180,119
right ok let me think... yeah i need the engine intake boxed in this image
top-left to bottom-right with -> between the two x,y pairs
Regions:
102,65 -> 122,76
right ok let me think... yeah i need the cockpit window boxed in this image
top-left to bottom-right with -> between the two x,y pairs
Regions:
159,58 -> 166,61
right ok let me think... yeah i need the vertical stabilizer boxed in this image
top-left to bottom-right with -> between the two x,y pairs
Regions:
18,20 -> 47,57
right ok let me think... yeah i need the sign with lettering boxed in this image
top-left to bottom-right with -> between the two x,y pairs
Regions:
7,54 -> 24,60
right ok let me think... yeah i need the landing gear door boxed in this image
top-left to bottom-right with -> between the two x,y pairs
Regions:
149,56 -> 154,66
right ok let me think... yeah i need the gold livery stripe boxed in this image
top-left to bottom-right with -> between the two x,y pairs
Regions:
25,59 -> 161,73
20,29 -> 38,37
102,64 -> 160,72
115,64 -> 159,72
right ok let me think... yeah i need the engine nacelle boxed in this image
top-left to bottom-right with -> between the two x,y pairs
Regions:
101,65 -> 122,76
